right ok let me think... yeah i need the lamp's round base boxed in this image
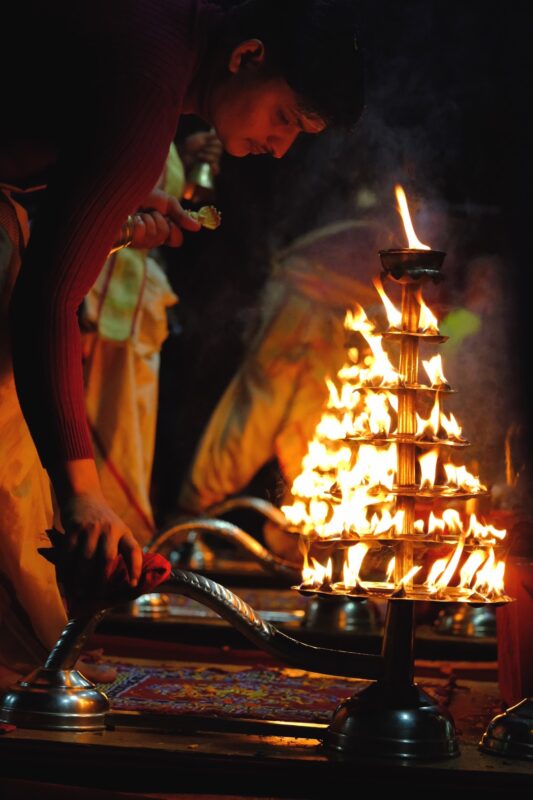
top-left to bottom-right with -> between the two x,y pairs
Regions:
480,698 -> 533,760
0,667 -> 109,731
133,592 -> 171,615
303,596 -> 381,635
325,682 -> 459,759
434,604 -> 496,638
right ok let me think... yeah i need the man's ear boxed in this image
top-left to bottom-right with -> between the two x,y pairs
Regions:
228,39 -> 265,73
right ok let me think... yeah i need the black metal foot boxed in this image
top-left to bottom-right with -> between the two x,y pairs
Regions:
325,681 -> 459,759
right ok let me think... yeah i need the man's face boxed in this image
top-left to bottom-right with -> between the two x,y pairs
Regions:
209,50 -> 326,158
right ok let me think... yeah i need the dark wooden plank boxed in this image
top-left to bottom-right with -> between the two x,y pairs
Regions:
1,726 -> 532,795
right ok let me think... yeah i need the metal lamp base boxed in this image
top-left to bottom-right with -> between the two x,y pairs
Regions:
303,596 -> 381,635
480,698 -> 533,760
133,592 -> 171,615
0,667 -> 109,731
325,682 -> 459,759
434,604 -> 496,637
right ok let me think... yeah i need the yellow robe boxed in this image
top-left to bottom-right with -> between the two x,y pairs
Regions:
0,188 -> 66,676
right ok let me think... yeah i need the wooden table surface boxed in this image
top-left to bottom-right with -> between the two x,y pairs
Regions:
1,646 -> 532,796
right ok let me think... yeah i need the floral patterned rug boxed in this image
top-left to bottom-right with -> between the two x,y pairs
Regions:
101,659 -> 370,722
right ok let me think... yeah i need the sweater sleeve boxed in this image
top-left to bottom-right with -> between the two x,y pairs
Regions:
9,75 -> 178,470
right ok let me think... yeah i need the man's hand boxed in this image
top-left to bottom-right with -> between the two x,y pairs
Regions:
60,492 -> 143,589
116,189 -> 202,251
179,131 -> 223,176
129,209 -> 186,249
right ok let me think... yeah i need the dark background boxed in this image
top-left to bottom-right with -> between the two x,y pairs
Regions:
152,0 -> 532,523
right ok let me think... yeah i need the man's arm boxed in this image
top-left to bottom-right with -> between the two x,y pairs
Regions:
9,78 -> 184,583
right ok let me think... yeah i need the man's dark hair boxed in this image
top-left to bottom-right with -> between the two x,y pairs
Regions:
223,0 -> 364,129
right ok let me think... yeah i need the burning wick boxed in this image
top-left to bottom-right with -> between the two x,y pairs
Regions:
373,276 -> 402,330
422,355 -> 451,389
415,288 -> 440,334
301,555 -> 333,591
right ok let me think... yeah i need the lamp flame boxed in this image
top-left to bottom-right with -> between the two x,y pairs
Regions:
373,276 -> 402,330
422,355 -> 449,388
440,410 -> 463,440
416,394 -> 440,438
301,555 -> 333,588
419,447 -> 439,489
395,185 -> 430,250
341,543 -> 370,589
415,289 -> 439,333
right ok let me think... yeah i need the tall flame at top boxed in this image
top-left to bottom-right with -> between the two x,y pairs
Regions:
395,185 -> 430,251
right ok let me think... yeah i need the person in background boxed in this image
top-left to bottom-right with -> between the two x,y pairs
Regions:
179,219 -> 381,559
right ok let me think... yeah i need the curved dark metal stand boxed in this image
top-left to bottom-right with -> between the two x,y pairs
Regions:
161,570 -> 383,680
0,572 -> 457,758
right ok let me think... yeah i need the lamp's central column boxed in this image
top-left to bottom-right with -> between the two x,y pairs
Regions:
395,282 -> 420,581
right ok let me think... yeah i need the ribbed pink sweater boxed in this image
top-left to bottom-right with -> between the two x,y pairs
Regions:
3,0 -> 219,469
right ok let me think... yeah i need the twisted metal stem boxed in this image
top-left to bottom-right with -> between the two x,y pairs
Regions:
42,570 -> 388,681
44,611 -> 107,671
396,282 -> 421,579
160,569 -> 384,680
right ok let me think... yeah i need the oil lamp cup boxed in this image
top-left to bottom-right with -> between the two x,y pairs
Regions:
379,249 -> 446,283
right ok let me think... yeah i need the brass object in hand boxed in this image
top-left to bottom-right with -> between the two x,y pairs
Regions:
183,161 -> 216,204
188,205 -> 222,231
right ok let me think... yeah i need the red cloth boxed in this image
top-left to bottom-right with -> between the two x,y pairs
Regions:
497,558 -> 533,707
40,532 -> 171,618
0,723 -> 16,734
3,0 -> 221,469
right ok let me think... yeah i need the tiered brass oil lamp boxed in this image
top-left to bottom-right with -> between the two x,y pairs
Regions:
279,185 -> 511,755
